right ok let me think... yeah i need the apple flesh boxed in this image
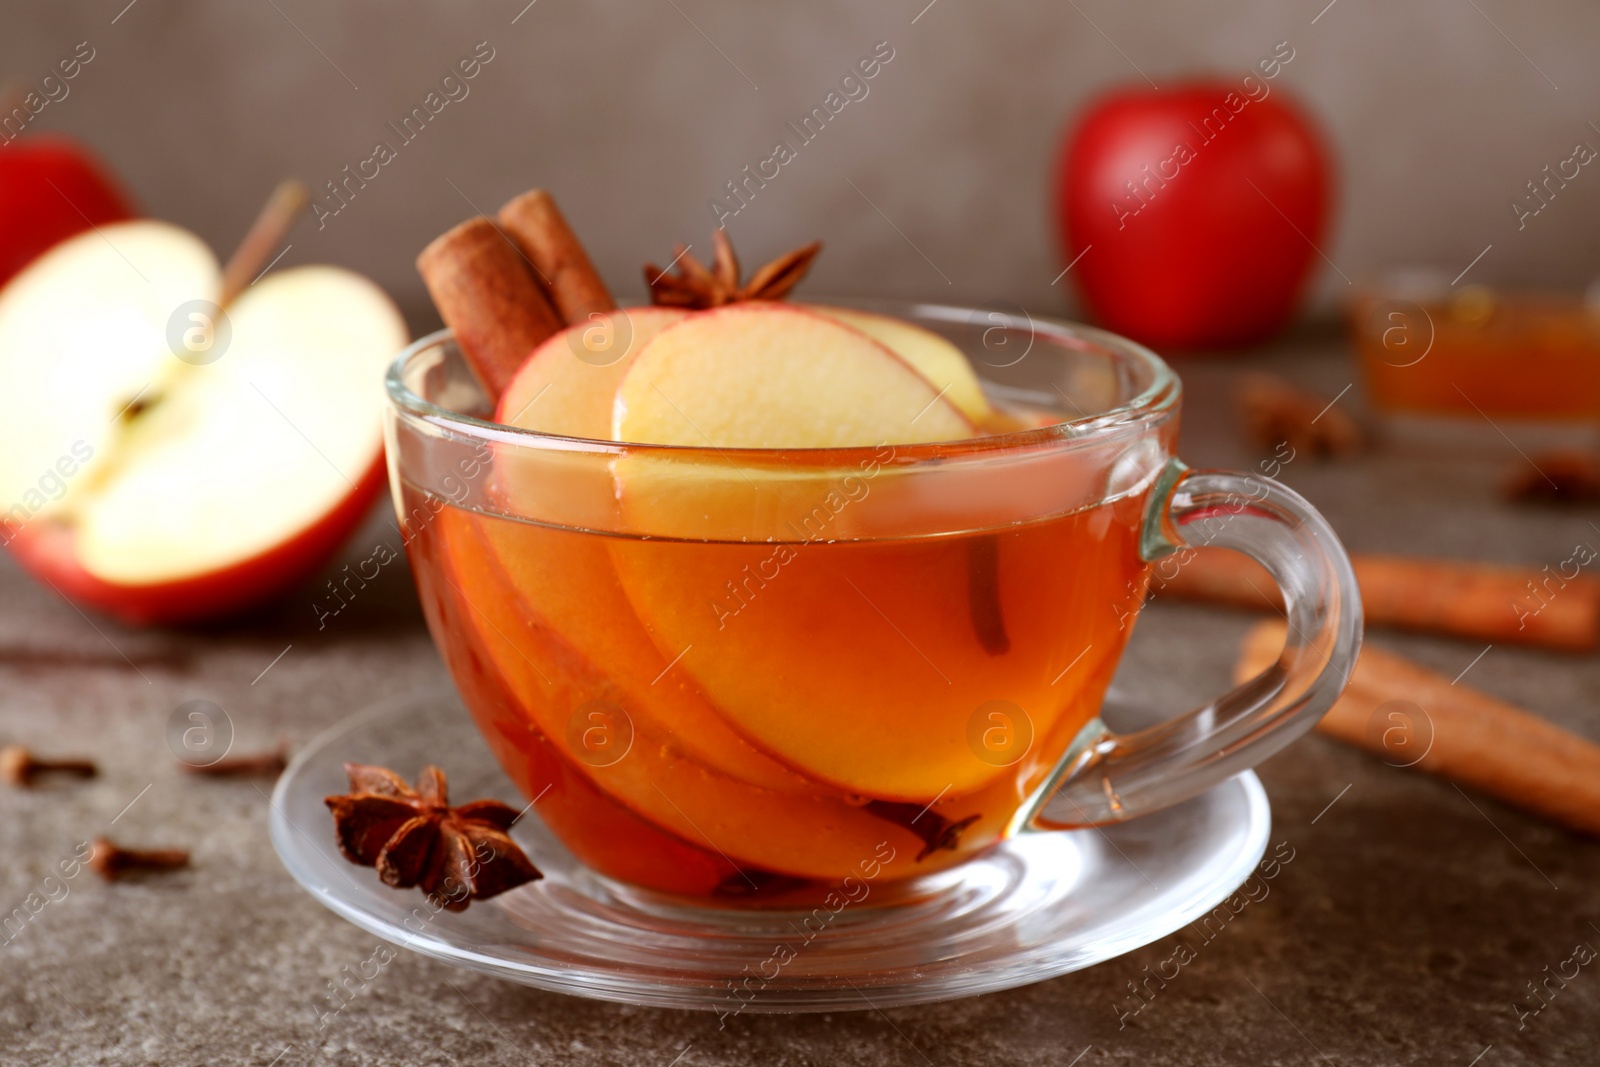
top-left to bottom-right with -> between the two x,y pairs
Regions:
0,221 -> 408,624
613,304 -> 973,447
494,306 -> 688,436
486,306 -> 820,793
806,305 -> 992,424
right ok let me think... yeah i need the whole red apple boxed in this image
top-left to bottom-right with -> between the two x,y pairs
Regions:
1055,79 -> 1333,350
0,136 -> 133,287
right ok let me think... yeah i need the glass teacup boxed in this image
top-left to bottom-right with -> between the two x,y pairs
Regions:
384,303 -> 1360,902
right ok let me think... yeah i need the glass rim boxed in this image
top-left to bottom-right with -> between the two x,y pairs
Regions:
384,300 -> 1181,463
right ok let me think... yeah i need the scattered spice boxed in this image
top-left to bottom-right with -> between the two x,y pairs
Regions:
180,741 -> 290,778
863,800 -> 980,861
87,836 -> 190,881
324,762 -> 541,911
0,744 -> 97,787
497,188 -> 617,323
1504,449 -> 1600,504
1236,373 -> 1363,458
645,230 -> 822,309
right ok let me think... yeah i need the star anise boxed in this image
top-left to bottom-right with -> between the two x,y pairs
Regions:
645,229 -> 822,309
324,762 -> 540,911
1236,373 -> 1363,459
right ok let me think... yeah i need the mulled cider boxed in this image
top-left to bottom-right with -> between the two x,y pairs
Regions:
400,202 -> 1177,900
402,461 -> 1153,899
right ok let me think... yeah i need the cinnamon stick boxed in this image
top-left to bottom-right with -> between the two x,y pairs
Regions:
416,217 -> 563,402
1157,549 -> 1600,653
1236,621 -> 1600,836
966,537 -> 1009,655
497,189 -> 616,324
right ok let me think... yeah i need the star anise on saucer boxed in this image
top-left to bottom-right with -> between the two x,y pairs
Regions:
645,230 -> 822,309
324,762 -> 540,911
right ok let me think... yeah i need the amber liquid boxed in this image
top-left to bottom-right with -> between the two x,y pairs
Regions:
404,480 -> 1151,900
1355,292 -> 1600,420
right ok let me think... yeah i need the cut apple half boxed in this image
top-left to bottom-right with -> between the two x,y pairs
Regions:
806,305 -> 992,424
0,220 -> 407,624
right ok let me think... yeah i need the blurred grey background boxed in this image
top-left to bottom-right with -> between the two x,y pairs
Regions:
4,0 -> 1597,323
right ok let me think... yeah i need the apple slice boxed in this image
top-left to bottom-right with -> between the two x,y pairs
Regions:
434,503 -> 994,881
494,306 -> 688,436
603,303 -> 1000,800
613,304 -> 973,447
487,305 -> 819,793
0,221 -> 407,623
806,305 -> 992,424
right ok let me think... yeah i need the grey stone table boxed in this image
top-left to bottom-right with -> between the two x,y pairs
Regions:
3,325 -> 1598,1066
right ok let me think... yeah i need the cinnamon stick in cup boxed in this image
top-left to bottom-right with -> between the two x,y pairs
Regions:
1237,620 -> 1600,836
498,189 -> 616,324
416,217 -> 563,402
1159,549 -> 1600,653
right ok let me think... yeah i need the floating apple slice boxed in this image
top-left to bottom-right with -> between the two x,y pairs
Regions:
494,306 -> 688,436
487,305 -> 816,792
0,220 -> 406,623
807,305 -> 992,423
613,304 -> 973,447
603,304 -> 1003,800
435,504 -> 989,881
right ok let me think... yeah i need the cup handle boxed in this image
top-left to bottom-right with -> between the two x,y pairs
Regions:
1027,459 -> 1364,830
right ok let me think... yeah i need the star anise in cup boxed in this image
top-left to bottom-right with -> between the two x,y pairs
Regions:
645,229 -> 822,309
324,762 -> 540,911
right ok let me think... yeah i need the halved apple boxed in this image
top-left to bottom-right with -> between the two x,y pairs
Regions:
0,221 -> 407,624
806,305 -> 992,424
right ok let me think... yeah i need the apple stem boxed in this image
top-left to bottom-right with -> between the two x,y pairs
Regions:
218,179 -> 310,308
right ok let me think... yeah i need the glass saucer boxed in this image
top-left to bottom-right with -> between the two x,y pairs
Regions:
269,686 -> 1270,1012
